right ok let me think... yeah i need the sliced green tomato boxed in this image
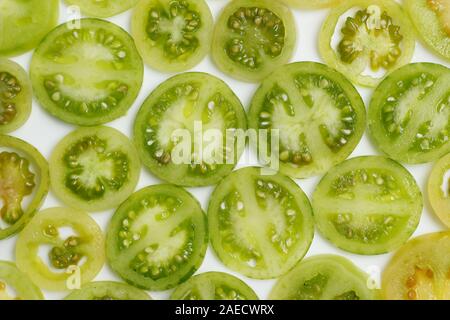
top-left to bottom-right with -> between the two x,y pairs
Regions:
312,156 -> 423,255
405,0 -> 450,60
30,18 -> 143,126
134,72 -> 247,187
65,0 -> 139,18
212,0 -> 296,82
171,272 -> 258,300
382,231 -> 450,300
319,0 -> 415,87
368,63 -> 450,164
280,0 -> 342,9
0,135 -> 49,239
132,0 -> 213,72
106,185 -> 208,291
249,62 -> 366,179
0,0 -> 59,57
16,207 -> 105,291
208,167 -> 314,279
64,281 -> 151,300
0,261 -> 43,300
269,255 -> 375,300
50,126 -> 141,212
428,153 -> 450,227
0,59 -> 32,134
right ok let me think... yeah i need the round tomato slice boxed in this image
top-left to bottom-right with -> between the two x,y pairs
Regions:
405,0 -> 450,60
65,0 -> 139,18
0,135 -> 49,239
50,126 -> 141,212
64,281 -> 151,300
132,0 -> 213,72
0,261 -> 43,300
208,167 -> 314,279
368,63 -> 450,164
428,153 -> 450,227
106,184 -> 208,291
382,231 -> 450,300
30,18 -> 143,126
212,0 -> 296,82
312,156 -> 423,255
0,59 -> 32,134
171,272 -> 258,300
0,0 -> 59,57
269,255 -> 375,300
319,0 -> 415,87
16,207 -> 105,291
134,72 -> 247,187
248,62 -> 366,179
280,0 -> 342,9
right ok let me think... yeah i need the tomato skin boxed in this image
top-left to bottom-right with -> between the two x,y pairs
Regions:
0,135 -> 49,240
269,255 -> 376,300
312,156 -> 423,255
15,207 -> 105,292
405,0 -> 450,61
30,18 -> 144,126
0,0 -> 59,57
171,272 -> 259,300
65,0 -> 139,18
319,0 -> 416,87
132,0 -> 213,72
382,231 -> 450,300
428,153 -> 450,228
106,184 -> 208,291
212,0 -> 297,82
0,59 -> 32,134
280,0 -> 341,9
0,261 -> 44,300
368,63 -> 450,164
64,281 -> 151,300
208,167 -> 315,279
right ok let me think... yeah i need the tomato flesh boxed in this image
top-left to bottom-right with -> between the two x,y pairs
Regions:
65,0 -> 139,18
30,18 -> 143,126
0,261 -> 43,300
269,255 -> 375,300
312,156 -> 423,255
64,281 -> 151,300
369,63 -> 450,164
171,272 -> 258,300
382,231 -> 450,300
280,0 -> 342,9
208,167 -> 314,279
106,185 -> 208,291
428,153 -> 450,227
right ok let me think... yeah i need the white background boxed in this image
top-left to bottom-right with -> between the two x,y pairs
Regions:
1,0 -> 449,300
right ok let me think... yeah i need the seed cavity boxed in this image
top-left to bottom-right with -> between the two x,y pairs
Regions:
0,72 -> 21,125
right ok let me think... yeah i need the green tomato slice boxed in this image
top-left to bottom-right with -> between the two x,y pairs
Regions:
134,72 -> 247,187
171,272 -> 258,300
368,63 -> 450,164
280,0 -> 342,9
382,231 -> 450,300
64,281 -> 151,300
319,0 -> 415,87
269,255 -> 375,300
248,62 -> 366,179
0,59 -> 32,134
212,0 -> 297,82
208,167 -> 314,279
405,0 -> 450,60
0,135 -> 49,239
50,126 -> 141,212
0,261 -> 43,300
428,153 -> 450,228
0,0 -> 59,57
65,0 -> 139,18
30,18 -> 143,126
16,207 -> 105,291
312,156 -> 423,255
106,184 -> 208,291
132,0 -> 213,72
